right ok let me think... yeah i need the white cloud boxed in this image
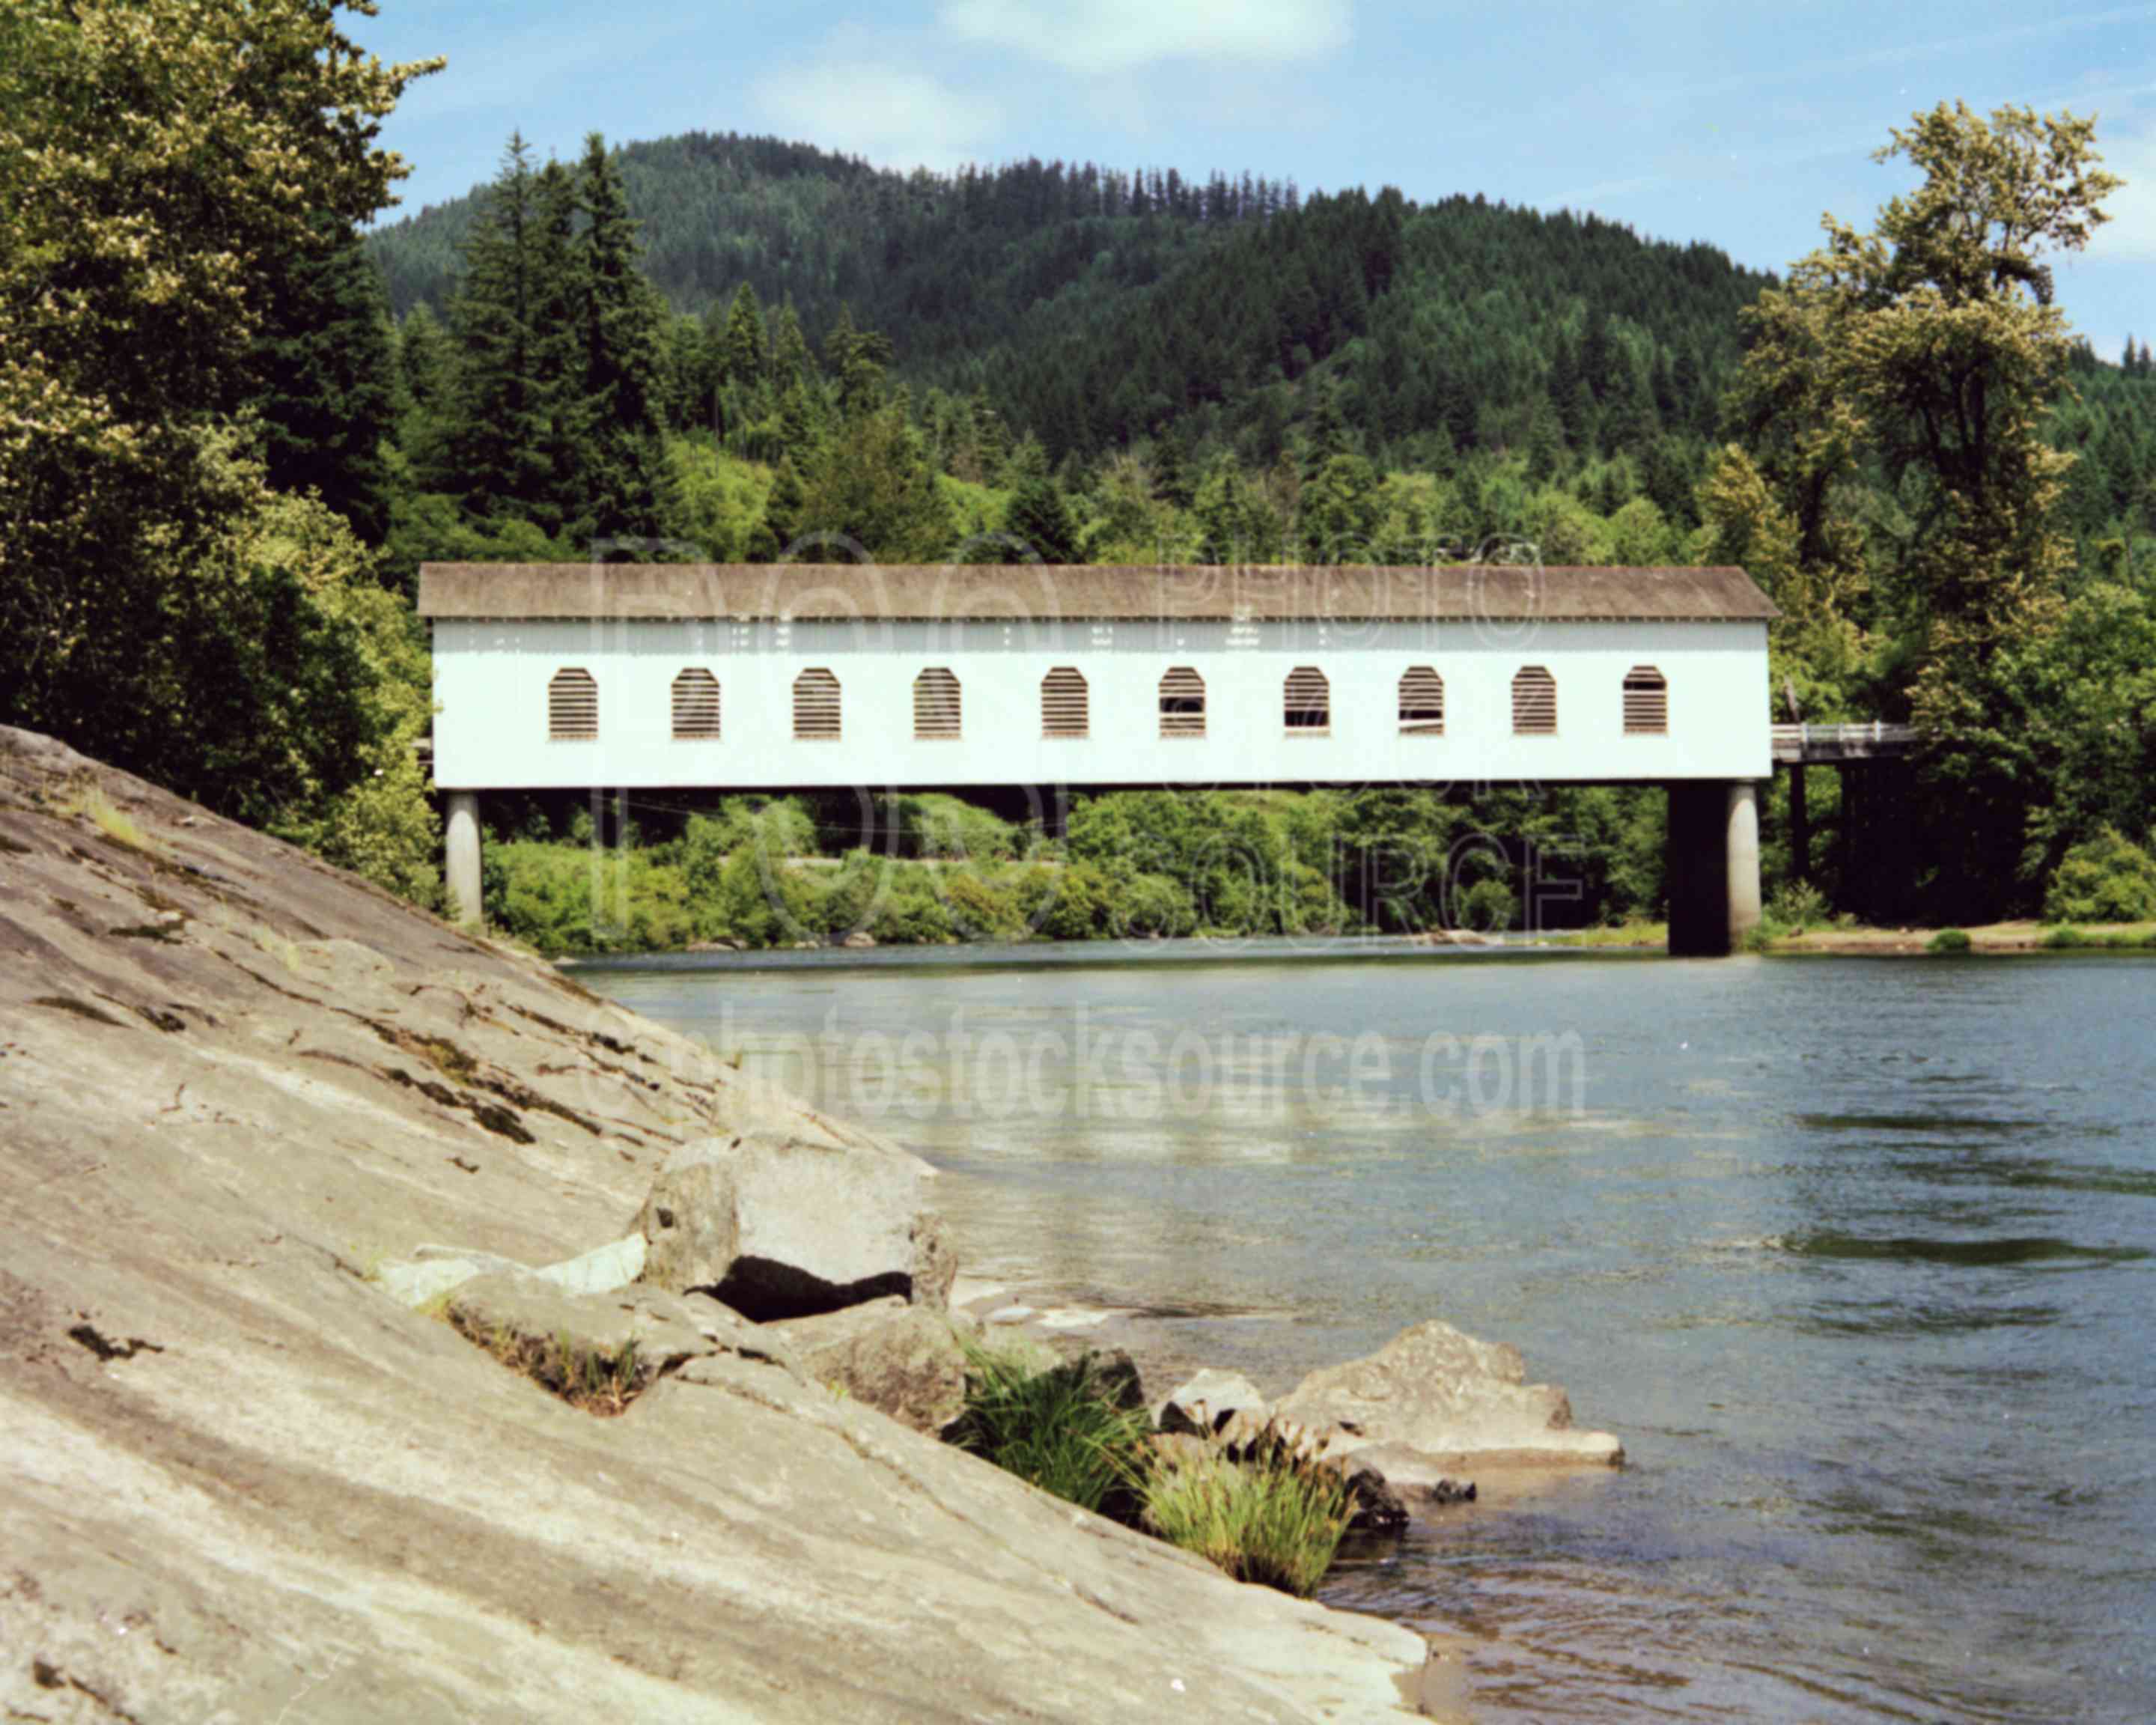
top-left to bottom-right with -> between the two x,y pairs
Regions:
938,0 -> 1349,74
751,61 -> 1001,173
2092,121 -> 2156,260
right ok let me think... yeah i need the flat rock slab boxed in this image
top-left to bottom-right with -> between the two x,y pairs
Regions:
0,728 -> 1435,1723
1276,1319 -> 1623,1468
444,1274 -> 797,1389
765,1295 -> 967,1434
377,1233 -> 649,1309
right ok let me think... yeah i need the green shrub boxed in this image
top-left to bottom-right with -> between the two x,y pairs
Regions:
1139,1432 -> 1353,1598
948,1340 -> 1151,1518
1926,928 -> 1972,953
2044,828 -> 2156,924
943,868 -> 1025,940
2042,925 -> 2089,949
1110,871 -> 1199,939
866,861 -> 957,944
683,798 -> 817,867
1456,876 -> 1517,933
487,841 -> 696,955
1011,860 -> 1113,941
812,850 -> 883,940
885,792 -> 1020,862
1770,879 -> 1830,931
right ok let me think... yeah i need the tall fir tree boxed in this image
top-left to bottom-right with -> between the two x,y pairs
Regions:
720,283 -> 767,388
447,136 -> 555,522
528,156 -> 587,538
395,302 -> 453,490
252,214 -> 398,544
1004,464 -> 1080,562
576,132 -> 670,541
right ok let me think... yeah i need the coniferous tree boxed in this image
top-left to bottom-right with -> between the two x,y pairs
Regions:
749,455 -> 806,561
576,132 -> 669,541
253,215 -> 398,543
528,156 -> 586,536
1005,462 -> 1080,562
1150,428 -> 1193,508
395,302 -> 454,493
770,302 -> 813,389
1300,382 -> 1351,483
447,136 -> 554,521
721,283 -> 768,387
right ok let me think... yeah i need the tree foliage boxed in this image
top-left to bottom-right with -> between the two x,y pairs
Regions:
0,0 -> 439,835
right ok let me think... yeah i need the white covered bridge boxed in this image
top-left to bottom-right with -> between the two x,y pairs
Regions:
418,562 -> 1779,955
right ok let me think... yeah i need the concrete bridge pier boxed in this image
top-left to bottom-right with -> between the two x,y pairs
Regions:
1667,780 -> 1762,956
445,791 -> 483,928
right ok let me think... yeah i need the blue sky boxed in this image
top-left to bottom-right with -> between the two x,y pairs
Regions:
355,1 -> 2156,356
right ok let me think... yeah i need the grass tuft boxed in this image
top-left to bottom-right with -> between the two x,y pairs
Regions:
1926,928 -> 1972,954
447,1307 -> 651,1416
945,1342 -> 1355,1597
51,781 -> 159,854
947,1336 -> 1151,1518
1139,1423 -> 1353,1598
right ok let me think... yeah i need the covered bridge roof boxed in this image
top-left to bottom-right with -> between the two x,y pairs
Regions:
416,562 -> 1777,624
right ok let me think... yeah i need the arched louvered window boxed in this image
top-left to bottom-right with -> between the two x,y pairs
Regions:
914,668 -> 962,740
1041,668 -> 1088,738
1512,666 -> 1557,735
794,669 -> 841,741
671,669 -> 721,740
548,669 -> 597,741
1159,667 -> 1206,738
1398,667 -> 1445,735
1283,666 -> 1330,734
1622,666 -> 1669,734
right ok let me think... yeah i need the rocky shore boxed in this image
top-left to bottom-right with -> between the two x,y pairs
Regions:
0,727 -> 1618,1722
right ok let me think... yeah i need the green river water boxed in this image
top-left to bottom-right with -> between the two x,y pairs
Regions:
582,942 -> 2156,1724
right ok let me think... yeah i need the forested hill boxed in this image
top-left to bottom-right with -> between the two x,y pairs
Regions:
367,133 -> 1777,466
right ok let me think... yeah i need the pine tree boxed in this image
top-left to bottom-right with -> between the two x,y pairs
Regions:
770,302 -> 813,389
1150,428 -> 1193,507
576,132 -> 669,541
528,157 -> 586,536
721,282 -> 767,388
252,214 -> 398,543
1525,398 -> 1564,483
1004,465 -> 1079,562
395,302 -> 453,491
749,455 -> 806,562
447,136 -> 555,521
1300,380 -> 1351,484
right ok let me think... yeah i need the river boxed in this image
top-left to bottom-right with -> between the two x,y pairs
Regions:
579,942 -> 2156,1724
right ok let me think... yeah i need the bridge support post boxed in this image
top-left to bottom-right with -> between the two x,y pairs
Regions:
1787,764 -> 1809,885
445,791 -> 483,928
1666,780 -> 1761,956
1725,780 -> 1762,949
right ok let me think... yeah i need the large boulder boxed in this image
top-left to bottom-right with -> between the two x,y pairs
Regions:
1276,1320 -> 1622,1467
634,1130 -> 956,1321
766,1296 -> 968,1434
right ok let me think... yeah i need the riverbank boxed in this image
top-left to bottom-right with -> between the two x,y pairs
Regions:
1531,917 -> 2156,954
0,727 -> 1448,1723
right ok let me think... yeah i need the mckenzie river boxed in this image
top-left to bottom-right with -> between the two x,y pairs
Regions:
580,943 -> 2156,1724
